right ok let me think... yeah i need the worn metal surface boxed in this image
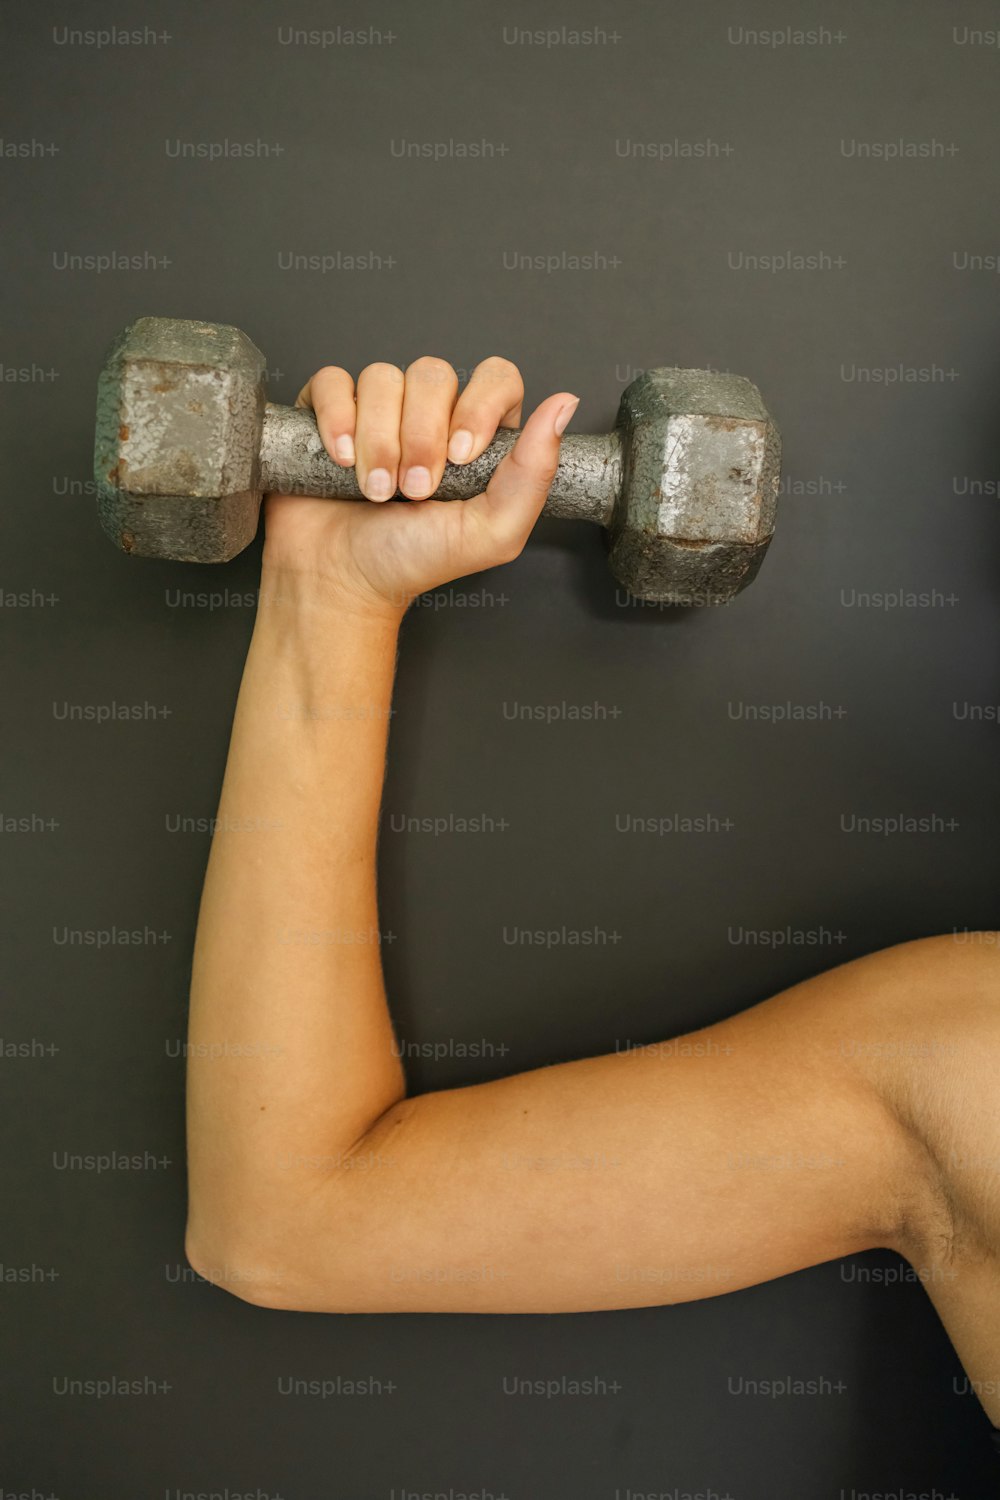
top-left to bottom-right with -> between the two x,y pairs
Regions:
609,368 -> 781,605
94,317 -> 266,562
94,317 -> 781,602
259,405 -> 620,525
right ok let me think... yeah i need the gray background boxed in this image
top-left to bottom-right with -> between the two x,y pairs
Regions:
2,0 -> 999,1494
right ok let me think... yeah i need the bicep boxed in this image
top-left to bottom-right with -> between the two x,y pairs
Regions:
282,954 -> 920,1314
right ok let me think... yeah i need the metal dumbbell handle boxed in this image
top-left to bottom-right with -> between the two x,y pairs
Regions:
259,404 -> 621,527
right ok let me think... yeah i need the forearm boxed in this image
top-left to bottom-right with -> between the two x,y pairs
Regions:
184,567 -> 406,1289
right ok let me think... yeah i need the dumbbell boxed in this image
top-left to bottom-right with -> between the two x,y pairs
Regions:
93,317 -> 781,604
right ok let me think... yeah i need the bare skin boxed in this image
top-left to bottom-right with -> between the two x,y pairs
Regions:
183,355 -> 1000,1432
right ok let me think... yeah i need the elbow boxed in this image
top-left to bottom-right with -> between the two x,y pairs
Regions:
184,1102 -> 417,1313
184,1221 -> 314,1312
183,1185 -> 377,1312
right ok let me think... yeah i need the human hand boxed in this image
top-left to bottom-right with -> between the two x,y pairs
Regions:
262,356 -> 579,620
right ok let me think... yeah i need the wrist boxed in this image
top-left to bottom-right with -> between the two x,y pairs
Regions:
246,566 -> 401,737
257,563 -> 408,633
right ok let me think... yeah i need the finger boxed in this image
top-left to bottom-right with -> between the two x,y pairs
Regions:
447,356 -> 525,466
295,367 -> 357,467
459,391 -> 579,570
399,356 -> 459,499
354,362 -> 405,501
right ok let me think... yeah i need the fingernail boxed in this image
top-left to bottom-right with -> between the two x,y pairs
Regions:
448,429 -> 474,463
366,468 -> 393,501
402,465 -> 432,498
334,434 -> 356,466
553,397 -> 579,437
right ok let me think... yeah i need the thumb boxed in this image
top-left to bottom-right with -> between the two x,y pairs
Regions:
458,391 -> 580,571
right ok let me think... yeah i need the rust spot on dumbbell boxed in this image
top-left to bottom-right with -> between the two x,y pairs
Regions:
118,424 -> 129,442
120,530 -> 135,553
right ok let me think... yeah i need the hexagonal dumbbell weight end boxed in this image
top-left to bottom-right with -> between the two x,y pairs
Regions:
609,368 -> 781,606
94,317 -> 267,562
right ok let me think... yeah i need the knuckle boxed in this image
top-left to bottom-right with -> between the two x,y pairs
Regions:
313,364 -> 351,386
493,518 -> 528,563
358,361 -> 404,386
451,401 -> 491,434
360,439 -> 401,467
476,355 -> 523,391
405,355 -> 457,389
400,433 -> 444,467
400,418 -> 447,441
511,443 -> 557,483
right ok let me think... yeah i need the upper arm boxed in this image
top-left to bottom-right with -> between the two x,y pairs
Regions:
233,946 -> 933,1315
